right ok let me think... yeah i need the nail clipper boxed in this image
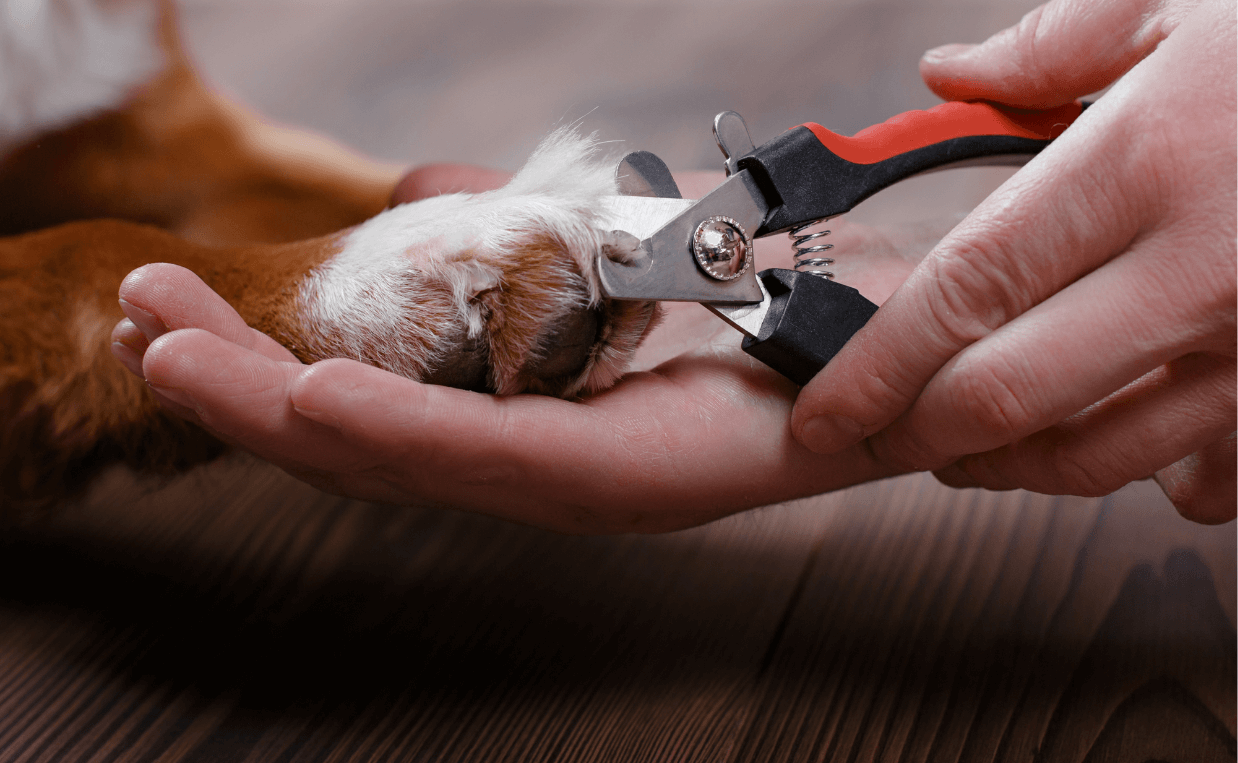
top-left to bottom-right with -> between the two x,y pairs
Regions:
599,100 -> 1085,384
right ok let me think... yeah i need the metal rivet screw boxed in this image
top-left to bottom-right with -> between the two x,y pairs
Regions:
691,216 -> 751,281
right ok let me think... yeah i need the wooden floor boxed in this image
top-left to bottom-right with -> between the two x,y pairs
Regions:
0,462 -> 1232,762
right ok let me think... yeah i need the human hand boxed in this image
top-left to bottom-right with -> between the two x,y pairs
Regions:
109,169 -> 935,534
790,0 -> 1236,523
389,162 -> 513,202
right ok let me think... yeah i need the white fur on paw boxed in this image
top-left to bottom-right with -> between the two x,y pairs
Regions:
296,127 -> 658,396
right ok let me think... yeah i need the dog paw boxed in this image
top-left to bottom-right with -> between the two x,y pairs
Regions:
292,128 -> 660,397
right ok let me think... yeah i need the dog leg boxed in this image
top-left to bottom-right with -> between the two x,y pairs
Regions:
0,2 -> 657,513
1,129 -> 657,513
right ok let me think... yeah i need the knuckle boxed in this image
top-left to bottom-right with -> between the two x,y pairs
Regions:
1050,451 -> 1125,497
1010,3 -> 1070,95
831,361 -> 919,430
945,358 -> 1039,443
1010,7 -> 1048,77
921,239 -> 1024,350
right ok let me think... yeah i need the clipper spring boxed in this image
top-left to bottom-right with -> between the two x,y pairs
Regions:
789,219 -> 834,280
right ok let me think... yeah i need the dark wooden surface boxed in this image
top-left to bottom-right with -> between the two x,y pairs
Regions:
0,461 -> 1231,762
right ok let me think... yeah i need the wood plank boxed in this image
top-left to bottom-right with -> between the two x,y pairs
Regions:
0,459 -> 1229,762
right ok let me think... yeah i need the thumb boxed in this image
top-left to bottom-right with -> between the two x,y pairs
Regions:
920,0 -> 1183,107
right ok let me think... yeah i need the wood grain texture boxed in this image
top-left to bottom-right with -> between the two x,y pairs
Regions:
0,461 -> 1230,763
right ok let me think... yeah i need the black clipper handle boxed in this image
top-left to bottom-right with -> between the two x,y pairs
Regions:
741,269 -> 879,386
739,101 -> 1085,236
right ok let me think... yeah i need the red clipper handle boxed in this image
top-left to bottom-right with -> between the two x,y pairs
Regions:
799,101 -> 1084,165
742,101 -> 1086,235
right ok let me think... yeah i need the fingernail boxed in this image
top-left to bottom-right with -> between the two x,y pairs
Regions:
111,341 -> 144,378
294,404 -> 342,430
118,299 -> 167,341
798,414 -> 865,454
922,43 -> 977,63
148,383 -> 199,413
113,322 -> 150,353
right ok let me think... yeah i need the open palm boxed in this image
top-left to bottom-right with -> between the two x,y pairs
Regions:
112,170 -> 939,533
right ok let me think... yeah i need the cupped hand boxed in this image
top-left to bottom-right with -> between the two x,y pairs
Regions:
112,266 -> 905,534
790,0 -> 1237,523
109,169 -> 931,534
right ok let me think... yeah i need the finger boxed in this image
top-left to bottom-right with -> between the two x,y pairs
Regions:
289,359 -> 730,531
141,328 -> 373,472
110,318 -> 148,378
111,319 -> 209,428
141,330 -> 561,509
119,263 -> 299,364
289,356 -> 899,533
867,226 -> 1235,469
919,0 -> 1183,107
142,314 -> 896,533
791,95 -> 1144,454
932,353 -> 1236,496
390,163 -> 512,204
1155,432 -> 1237,524
289,359 -> 611,527
794,2 -> 1235,459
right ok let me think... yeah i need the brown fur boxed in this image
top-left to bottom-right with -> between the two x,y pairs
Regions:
0,3 -> 400,514
0,5 -> 396,246
0,219 -> 341,514
0,2 -> 653,514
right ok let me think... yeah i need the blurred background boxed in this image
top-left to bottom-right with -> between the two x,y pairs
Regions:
177,0 -> 1042,224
